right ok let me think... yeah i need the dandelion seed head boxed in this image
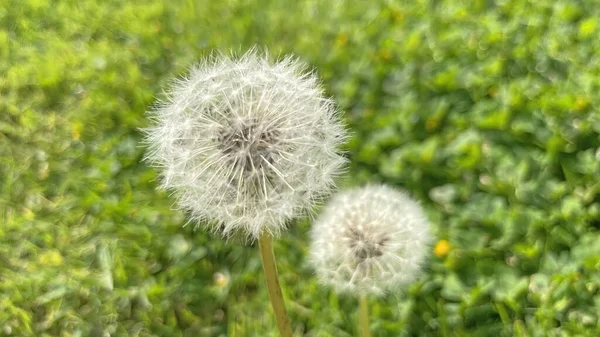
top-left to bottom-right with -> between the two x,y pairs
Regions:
310,185 -> 432,296
143,50 -> 347,240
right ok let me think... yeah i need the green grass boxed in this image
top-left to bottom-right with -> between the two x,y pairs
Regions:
2,0 -> 600,336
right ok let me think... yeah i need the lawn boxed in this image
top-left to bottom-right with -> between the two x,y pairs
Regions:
1,0 -> 600,336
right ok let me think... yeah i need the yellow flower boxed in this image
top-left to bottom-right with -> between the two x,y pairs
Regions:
434,240 -> 451,258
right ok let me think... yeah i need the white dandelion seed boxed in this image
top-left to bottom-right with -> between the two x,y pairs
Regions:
310,185 -> 432,296
143,50 -> 348,240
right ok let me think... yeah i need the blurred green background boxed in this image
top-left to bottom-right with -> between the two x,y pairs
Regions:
2,0 -> 600,336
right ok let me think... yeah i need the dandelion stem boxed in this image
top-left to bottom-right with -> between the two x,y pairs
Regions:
258,232 -> 293,337
359,295 -> 372,337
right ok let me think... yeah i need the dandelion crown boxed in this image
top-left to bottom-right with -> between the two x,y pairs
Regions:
143,51 -> 347,239
310,185 -> 431,296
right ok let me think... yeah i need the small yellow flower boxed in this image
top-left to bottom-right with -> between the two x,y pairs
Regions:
434,239 -> 451,258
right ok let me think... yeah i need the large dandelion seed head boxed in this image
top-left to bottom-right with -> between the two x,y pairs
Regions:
310,185 -> 432,296
143,51 -> 347,240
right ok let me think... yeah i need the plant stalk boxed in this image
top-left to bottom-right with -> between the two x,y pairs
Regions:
359,294 -> 372,337
258,232 -> 293,337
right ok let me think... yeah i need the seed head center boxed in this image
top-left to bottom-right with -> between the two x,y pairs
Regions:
346,227 -> 388,260
219,119 -> 279,174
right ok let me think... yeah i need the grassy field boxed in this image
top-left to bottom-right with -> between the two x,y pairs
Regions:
2,0 -> 600,336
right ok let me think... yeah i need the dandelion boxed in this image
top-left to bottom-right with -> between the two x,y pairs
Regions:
310,185 -> 431,295
143,50 -> 347,337
309,185 -> 431,336
143,50 -> 346,239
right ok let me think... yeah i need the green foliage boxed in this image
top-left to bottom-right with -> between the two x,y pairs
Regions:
2,0 -> 600,336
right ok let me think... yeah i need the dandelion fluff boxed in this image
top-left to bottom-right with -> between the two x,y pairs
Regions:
310,185 -> 431,296
143,51 -> 347,239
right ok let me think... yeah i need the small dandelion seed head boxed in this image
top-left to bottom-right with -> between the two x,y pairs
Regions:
309,185 -> 432,296
143,49 -> 348,240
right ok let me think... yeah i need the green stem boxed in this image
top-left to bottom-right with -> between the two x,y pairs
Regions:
258,232 -> 293,337
359,295 -> 372,337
